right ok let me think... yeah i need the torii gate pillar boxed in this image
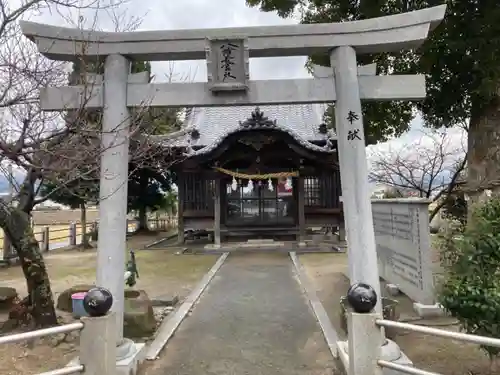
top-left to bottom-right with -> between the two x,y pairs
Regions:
97,54 -> 134,357
20,5 -> 447,373
331,46 -> 382,313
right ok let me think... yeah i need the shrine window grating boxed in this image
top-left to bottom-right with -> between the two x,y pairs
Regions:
183,173 -> 215,211
304,171 -> 341,208
305,177 -> 321,206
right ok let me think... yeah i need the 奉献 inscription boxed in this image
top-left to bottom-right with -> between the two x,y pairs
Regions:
347,129 -> 362,141
346,111 -> 362,141
346,110 -> 359,124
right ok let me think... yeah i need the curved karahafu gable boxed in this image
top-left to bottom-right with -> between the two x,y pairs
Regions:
20,5 -> 446,61
152,104 -> 336,156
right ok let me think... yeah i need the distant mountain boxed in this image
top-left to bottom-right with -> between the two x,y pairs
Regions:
368,170 -> 454,191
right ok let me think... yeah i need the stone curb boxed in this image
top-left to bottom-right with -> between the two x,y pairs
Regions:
289,251 -> 339,359
144,252 -> 229,360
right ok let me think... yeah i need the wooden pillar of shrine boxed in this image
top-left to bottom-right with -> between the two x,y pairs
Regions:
297,175 -> 306,245
213,178 -> 221,248
177,173 -> 185,244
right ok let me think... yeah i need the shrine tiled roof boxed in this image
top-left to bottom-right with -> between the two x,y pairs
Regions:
155,104 -> 337,155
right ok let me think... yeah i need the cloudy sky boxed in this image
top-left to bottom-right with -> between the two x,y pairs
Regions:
24,0 -> 466,178
30,0 -> 308,82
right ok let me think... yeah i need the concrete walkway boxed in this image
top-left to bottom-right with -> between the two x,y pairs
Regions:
148,252 -> 336,375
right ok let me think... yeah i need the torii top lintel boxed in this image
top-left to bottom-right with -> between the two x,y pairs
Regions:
20,5 -> 446,62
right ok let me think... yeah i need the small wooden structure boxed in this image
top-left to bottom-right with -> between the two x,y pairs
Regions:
160,105 -> 343,244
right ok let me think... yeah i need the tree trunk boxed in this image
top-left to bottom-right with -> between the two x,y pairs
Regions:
0,201 -> 57,327
467,95 -> 500,222
137,171 -> 149,232
138,206 -> 148,231
80,202 -> 91,249
468,96 -> 500,195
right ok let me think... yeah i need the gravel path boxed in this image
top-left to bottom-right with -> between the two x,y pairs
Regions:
147,252 -> 336,375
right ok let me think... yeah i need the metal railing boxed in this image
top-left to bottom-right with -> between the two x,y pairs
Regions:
0,323 -> 84,375
0,311 -> 116,375
375,319 -> 500,375
376,319 -> 500,348
344,307 -> 500,375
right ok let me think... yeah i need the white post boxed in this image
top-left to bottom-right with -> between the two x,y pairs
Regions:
348,312 -> 383,375
96,54 -> 131,349
80,312 -> 117,375
69,222 -> 77,246
42,226 -> 50,252
330,46 -> 382,314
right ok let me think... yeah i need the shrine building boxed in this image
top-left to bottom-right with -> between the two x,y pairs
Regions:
159,104 -> 343,244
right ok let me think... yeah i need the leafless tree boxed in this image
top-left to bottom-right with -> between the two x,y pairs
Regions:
0,0 -> 182,328
368,128 -> 467,221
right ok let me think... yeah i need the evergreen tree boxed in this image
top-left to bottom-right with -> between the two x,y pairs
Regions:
246,0 -> 500,194
64,59 -> 182,232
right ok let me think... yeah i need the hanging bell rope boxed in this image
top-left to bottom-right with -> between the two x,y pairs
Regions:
214,167 -> 299,180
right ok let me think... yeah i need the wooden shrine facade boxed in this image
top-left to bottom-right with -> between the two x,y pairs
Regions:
172,106 -> 344,243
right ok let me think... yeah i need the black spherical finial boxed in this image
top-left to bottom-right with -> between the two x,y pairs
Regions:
83,287 -> 113,317
346,283 -> 377,313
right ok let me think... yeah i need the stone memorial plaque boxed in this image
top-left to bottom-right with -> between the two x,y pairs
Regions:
206,38 -> 249,92
372,199 -> 434,304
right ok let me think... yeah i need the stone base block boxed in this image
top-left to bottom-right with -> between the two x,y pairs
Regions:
204,244 -> 221,250
67,342 -> 145,375
246,239 -> 276,244
381,339 -> 413,375
117,342 -> 146,375
385,283 -> 401,297
413,302 -> 446,318
333,245 -> 346,253
336,339 -> 413,375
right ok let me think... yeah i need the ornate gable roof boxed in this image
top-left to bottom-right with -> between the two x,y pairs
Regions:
155,104 -> 337,155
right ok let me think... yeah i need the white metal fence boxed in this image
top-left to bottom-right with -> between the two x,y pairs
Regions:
0,312 -> 116,375
345,312 -> 500,375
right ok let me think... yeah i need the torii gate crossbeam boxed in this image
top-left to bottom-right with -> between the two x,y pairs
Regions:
21,5 -> 446,373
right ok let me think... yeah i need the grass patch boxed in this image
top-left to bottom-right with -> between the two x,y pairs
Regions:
1,234 -> 218,299
0,235 -> 217,375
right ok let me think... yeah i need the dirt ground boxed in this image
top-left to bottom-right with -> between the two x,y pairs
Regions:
299,253 -> 495,375
0,234 -> 219,375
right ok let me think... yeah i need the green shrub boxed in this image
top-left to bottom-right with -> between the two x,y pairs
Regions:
442,191 -> 468,227
438,197 -> 500,359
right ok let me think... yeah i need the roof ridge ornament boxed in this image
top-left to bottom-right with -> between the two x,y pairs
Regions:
239,107 -> 277,128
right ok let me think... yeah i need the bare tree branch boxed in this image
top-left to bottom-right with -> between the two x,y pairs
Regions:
368,128 -> 467,221
0,0 -> 185,326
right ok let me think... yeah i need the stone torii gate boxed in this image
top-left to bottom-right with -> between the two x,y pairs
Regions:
21,4 -> 446,373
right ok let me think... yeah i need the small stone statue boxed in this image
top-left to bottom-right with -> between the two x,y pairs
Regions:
83,287 -> 113,317
346,283 -> 378,313
125,250 -> 139,287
